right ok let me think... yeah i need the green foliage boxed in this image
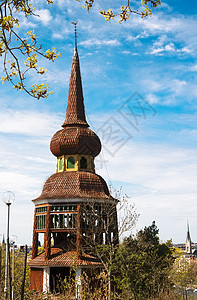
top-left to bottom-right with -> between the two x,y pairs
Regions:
190,262 -> 197,285
0,240 -> 189,299
0,0 -> 60,100
113,221 -> 174,299
81,0 -> 161,22
171,250 -> 196,294
0,244 -> 31,299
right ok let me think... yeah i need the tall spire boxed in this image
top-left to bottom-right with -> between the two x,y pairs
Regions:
186,220 -> 192,254
62,23 -> 89,128
186,220 -> 191,242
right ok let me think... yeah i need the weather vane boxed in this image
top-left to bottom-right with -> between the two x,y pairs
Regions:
71,21 -> 78,48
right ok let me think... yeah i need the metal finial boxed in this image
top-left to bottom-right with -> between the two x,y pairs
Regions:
71,21 -> 78,49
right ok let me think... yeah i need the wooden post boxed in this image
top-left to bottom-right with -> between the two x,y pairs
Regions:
113,206 -> 119,246
32,208 -> 38,259
44,206 -> 51,261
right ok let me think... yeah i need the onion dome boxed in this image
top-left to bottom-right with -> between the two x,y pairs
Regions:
50,45 -> 101,158
33,171 -> 110,201
50,127 -> 101,157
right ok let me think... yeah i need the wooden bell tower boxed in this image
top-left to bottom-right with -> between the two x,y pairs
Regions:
29,29 -> 119,293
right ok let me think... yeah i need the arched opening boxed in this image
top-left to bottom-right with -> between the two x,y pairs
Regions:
67,156 -> 75,169
80,157 -> 87,169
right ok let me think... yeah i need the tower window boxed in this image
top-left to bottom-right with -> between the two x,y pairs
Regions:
51,213 -> 76,229
80,157 -> 87,169
36,215 -> 46,230
59,158 -> 63,170
36,206 -> 47,213
67,156 -> 75,169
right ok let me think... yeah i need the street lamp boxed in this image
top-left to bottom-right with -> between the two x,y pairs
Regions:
10,235 -> 17,300
3,191 -> 15,299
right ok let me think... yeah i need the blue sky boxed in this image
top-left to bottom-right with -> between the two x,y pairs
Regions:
0,0 -> 197,245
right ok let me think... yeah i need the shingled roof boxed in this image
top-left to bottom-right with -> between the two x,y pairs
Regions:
62,47 -> 88,128
28,248 -> 102,267
33,171 -> 111,201
50,126 -> 101,157
50,46 -> 101,158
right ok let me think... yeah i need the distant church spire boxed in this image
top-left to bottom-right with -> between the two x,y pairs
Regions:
185,220 -> 192,254
2,234 -> 5,245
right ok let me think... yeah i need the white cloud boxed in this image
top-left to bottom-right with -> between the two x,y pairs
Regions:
0,201 -> 34,245
165,42 -> 176,52
96,140 -> 197,243
19,16 -> 37,28
180,129 -> 197,138
99,144 -> 197,194
181,46 -> 192,54
56,0 -> 72,8
169,79 -> 187,95
80,38 -> 121,47
0,172 -> 41,195
190,64 -> 197,71
150,47 -> 164,55
51,18 -> 71,40
149,36 -> 176,55
0,110 -> 63,136
140,79 -> 186,102
52,32 -> 64,40
122,50 -> 131,54
134,14 -> 182,34
146,93 -> 159,104
150,40 -> 191,56
124,13 -> 197,56
141,79 -> 163,92
126,34 -> 142,41
42,69 -> 69,85
34,9 -> 52,25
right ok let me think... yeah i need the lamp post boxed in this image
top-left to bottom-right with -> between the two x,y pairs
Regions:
3,191 -> 15,299
10,235 -> 17,300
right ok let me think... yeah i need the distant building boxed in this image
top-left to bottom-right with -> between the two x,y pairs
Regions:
2,234 -> 5,245
185,221 -> 192,254
173,223 -> 197,261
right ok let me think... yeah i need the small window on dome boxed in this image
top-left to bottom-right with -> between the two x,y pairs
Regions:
80,157 -> 87,169
67,156 -> 75,169
59,158 -> 63,170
